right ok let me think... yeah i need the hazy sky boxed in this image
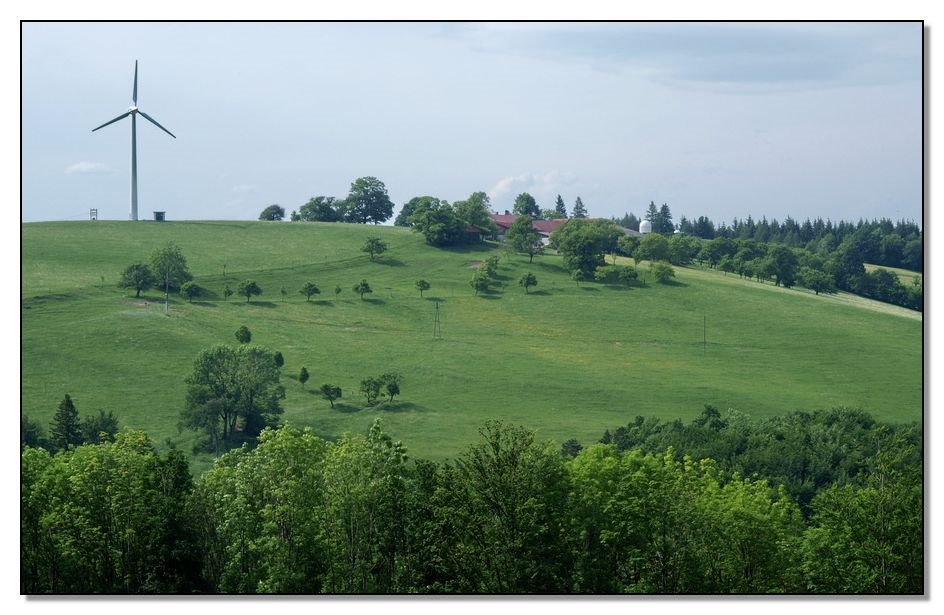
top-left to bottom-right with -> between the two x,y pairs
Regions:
21,21 -> 922,225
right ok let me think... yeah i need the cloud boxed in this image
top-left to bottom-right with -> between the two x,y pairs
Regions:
64,161 -> 108,175
461,22 -> 921,91
231,184 -> 256,194
488,171 -> 578,207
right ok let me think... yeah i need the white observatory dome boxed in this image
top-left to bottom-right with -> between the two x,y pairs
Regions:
639,220 -> 652,234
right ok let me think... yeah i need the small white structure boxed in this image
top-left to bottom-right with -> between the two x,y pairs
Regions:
639,219 -> 652,235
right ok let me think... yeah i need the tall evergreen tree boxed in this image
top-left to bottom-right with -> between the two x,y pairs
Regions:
50,394 -> 82,450
572,197 -> 588,219
658,203 -> 674,234
554,194 -> 568,218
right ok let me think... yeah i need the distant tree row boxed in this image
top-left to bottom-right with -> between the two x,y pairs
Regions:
397,192 -> 497,247
613,209 -> 922,272
511,192 -> 588,220
22,411 -> 921,594
276,176 -> 395,225
21,394 -> 119,452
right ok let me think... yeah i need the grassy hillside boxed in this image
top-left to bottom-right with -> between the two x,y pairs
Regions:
22,221 -> 922,469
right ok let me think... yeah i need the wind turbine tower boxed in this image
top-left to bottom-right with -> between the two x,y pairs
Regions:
92,60 -> 176,221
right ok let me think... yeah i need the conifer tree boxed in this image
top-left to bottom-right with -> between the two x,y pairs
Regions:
50,394 -> 82,450
572,196 -> 588,218
554,194 -> 568,218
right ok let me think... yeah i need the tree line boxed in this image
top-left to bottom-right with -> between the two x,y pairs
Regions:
614,206 -> 922,273
21,409 -> 921,594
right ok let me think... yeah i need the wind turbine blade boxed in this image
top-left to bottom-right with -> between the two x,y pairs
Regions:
91,111 -> 132,132
133,60 -> 138,105
137,110 -> 177,139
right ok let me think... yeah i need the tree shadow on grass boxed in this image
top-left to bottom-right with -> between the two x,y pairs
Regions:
331,402 -> 362,413
238,301 -> 278,308
373,258 -> 406,267
361,297 -> 386,305
475,292 -> 502,300
376,400 -> 425,413
657,279 -> 688,287
310,300 -> 335,307
579,286 -> 600,292
528,289 -> 551,296
189,300 -> 218,307
441,241 -> 499,254
423,296 -> 446,302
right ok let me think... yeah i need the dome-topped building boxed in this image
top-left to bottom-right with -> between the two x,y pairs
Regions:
639,219 -> 652,235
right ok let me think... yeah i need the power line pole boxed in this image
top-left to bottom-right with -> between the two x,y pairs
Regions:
433,301 -> 442,340
703,314 -> 706,353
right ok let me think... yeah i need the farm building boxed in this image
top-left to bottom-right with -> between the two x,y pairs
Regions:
490,212 -> 640,245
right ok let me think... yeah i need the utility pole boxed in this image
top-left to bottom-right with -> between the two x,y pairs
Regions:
703,314 -> 706,353
433,301 -> 442,340
165,272 -> 170,315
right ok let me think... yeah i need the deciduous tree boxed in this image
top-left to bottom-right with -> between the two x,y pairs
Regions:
362,236 -> 388,261
320,384 -> 342,408
513,192 -> 540,218
258,204 -> 285,221
180,344 -> 285,448
118,262 -> 154,297
354,280 -> 373,300
345,176 -> 394,224
519,272 -> 538,293
150,243 -> 193,292
238,280 -> 262,303
300,282 -> 321,302
506,215 -> 543,263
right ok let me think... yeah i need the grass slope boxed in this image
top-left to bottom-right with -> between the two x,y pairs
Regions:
22,221 -> 922,469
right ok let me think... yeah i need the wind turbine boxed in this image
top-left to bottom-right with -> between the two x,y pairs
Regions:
92,60 -> 176,221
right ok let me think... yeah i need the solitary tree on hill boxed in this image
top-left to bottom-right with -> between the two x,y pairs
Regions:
415,279 -> 431,297
360,376 -> 382,405
223,284 -> 234,301
361,236 -> 388,261
506,215 -> 544,263
150,242 -> 193,292
320,383 -> 342,408
118,262 -> 154,297
354,280 -> 373,300
345,176 -> 395,224
300,282 -> 321,302
519,272 -> 538,293
238,280 -> 262,303
380,372 -> 402,403
258,204 -> 285,221
180,281 -> 202,303
299,367 -> 310,388
235,326 -> 252,344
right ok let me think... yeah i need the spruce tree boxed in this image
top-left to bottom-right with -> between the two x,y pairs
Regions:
50,394 -> 82,450
554,194 -> 567,218
572,196 -> 588,218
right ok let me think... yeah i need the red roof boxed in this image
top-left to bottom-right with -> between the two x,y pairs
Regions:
489,214 -> 567,235
532,219 -> 566,235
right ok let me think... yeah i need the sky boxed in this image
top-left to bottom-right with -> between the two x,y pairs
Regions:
20,21 -> 923,226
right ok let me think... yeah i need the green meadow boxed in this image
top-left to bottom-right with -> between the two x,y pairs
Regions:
22,221 -> 922,469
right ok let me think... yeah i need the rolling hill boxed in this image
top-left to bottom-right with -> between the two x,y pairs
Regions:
21,220 -> 922,469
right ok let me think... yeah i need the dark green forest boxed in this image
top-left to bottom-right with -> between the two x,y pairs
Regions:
21,407 -> 922,594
